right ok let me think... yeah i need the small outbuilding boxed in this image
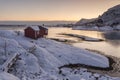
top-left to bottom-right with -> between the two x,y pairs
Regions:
24,26 -> 48,39
38,26 -> 48,37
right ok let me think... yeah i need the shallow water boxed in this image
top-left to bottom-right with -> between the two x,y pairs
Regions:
48,27 -> 120,57
48,27 -> 103,41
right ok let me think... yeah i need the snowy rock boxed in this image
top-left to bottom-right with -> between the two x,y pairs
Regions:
76,18 -> 97,25
115,25 -> 120,30
75,4 -> 120,30
100,4 -> 120,25
99,26 -> 113,31
99,76 -> 108,80
68,75 -> 82,80
93,73 -> 100,77
73,26 -> 99,30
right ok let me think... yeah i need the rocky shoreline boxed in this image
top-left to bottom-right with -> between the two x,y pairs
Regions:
59,49 -> 120,77
59,33 -> 104,42
49,34 -> 120,77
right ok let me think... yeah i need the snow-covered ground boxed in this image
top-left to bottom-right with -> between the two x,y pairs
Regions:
0,72 -> 19,80
0,30 -> 119,80
73,26 -> 99,31
73,26 -> 114,31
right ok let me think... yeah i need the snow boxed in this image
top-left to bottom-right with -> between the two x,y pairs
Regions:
73,26 -> 99,31
0,30 -> 109,68
0,30 -> 119,80
75,4 -> 120,30
100,4 -> 120,25
0,72 -> 20,80
68,75 -> 82,80
28,26 -> 39,31
1,53 -> 19,72
115,25 -> 120,30
73,26 -> 114,31
35,38 -> 109,68
84,37 -> 101,41
99,26 -> 113,31
76,18 -> 97,25
58,68 -> 120,80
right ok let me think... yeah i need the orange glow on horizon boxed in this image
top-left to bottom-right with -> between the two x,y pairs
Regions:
0,0 -> 120,21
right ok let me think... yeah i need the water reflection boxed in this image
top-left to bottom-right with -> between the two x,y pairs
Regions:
103,31 -> 120,40
106,40 -> 120,47
103,31 -> 120,46
48,28 -> 120,57
48,27 -> 103,40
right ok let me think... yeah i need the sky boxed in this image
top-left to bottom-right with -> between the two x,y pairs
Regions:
0,0 -> 120,21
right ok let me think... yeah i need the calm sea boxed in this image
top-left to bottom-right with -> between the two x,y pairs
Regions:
0,21 -> 76,25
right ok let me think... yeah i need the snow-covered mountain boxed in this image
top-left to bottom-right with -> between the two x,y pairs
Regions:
75,4 -> 120,30
99,4 -> 120,26
0,30 -> 119,80
76,18 -> 97,26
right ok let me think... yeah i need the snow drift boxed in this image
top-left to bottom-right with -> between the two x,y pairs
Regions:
0,30 -> 118,80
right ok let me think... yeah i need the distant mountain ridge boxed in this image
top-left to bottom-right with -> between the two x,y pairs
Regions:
0,21 -> 76,25
76,4 -> 120,27
76,18 -> 97,25
99,4 -> 120,26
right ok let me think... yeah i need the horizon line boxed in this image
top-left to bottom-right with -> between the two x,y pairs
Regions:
0,20 -> 77,22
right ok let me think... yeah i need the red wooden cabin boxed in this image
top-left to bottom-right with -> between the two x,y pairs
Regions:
38,26 -> 48,37
24,26 -> 48,39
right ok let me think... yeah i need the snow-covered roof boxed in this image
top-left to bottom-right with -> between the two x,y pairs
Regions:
116,25 -> 120,29
38,26 -> 48,30
29,26 -> 40,31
